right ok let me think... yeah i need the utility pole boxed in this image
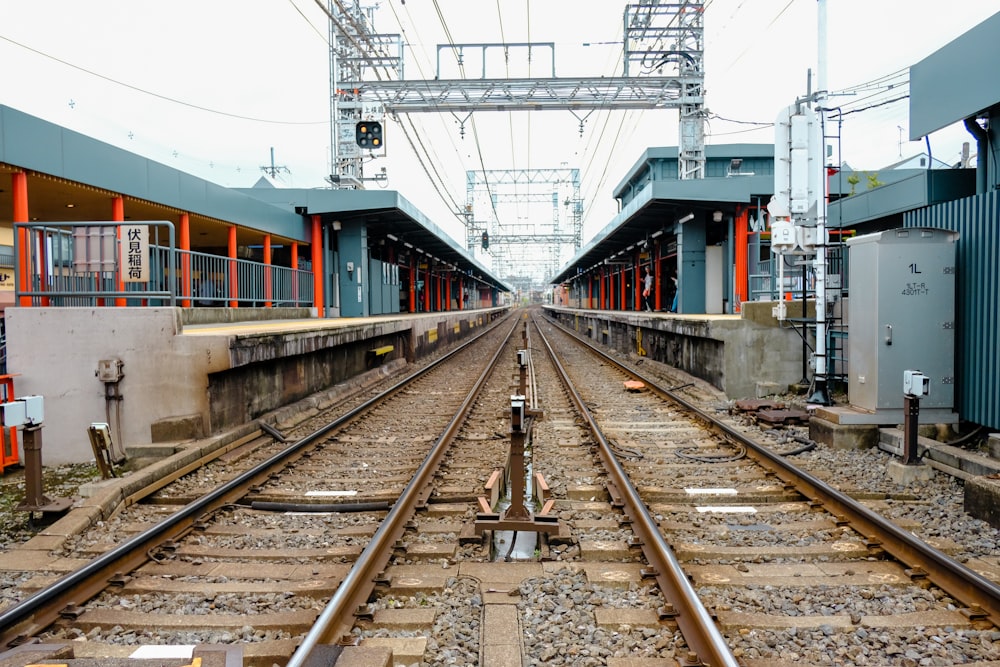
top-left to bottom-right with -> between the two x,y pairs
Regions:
260,147 -> 289,180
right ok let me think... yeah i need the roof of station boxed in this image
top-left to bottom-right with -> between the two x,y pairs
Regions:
550,145 -> 775,284
0,104 -> 509,292
235,185 -> 511,291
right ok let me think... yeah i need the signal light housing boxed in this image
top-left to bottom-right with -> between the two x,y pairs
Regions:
355,121 -> 383,149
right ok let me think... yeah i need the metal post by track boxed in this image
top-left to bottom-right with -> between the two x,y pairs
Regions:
474,343 -> 561,537
15,425 -> 72,521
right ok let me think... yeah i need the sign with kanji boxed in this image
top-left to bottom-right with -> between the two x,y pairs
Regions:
120,225 -> 149,283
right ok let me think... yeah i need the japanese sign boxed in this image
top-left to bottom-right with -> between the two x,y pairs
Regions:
120,225 -> 149,283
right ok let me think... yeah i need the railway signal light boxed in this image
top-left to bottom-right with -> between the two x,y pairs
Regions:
355,121 -> 383,149
481,231 -> 489,249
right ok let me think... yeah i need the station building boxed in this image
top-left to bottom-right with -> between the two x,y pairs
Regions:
0,104 -> 509,465
548,11 -> 1000,441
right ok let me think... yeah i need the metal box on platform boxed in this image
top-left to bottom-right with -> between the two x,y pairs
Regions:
846,227 -> 958,422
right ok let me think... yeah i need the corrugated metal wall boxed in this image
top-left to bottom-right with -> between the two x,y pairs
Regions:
907,191 -> 1000,431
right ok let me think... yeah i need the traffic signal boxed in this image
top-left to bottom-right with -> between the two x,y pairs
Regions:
481,231 -> 489,249
355,121 -> 383,149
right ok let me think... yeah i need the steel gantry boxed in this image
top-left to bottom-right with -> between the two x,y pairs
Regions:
464,168 -> 582,282
323,0 -> 706,276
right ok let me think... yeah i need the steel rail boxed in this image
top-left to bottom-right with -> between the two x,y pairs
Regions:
545,312 -> 1000,630
532,313 -> 740,667
287,314 -> 521,666
0,311 -> 517,649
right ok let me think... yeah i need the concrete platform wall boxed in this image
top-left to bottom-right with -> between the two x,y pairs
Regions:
5,307 -> 509,465
544,303 -> 807,400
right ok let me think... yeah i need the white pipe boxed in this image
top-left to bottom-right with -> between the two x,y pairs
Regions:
812,0 -> 830,400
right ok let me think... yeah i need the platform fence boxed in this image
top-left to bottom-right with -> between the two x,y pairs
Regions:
12,221 -> 313,308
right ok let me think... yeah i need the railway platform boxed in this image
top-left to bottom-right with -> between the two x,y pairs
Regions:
3,306 -> 510,466
543,301 -> 809,402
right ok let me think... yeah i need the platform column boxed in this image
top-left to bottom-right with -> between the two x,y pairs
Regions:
654,241 -> 662,311
311,215 -> 324,317
290,242 -> 299,305
263,234 -> 272,307
619,267 -> 626,311
227,226 -> 238,307
113,196 -> 126,306
13,172 -> 30,307
408,255 -> 416,313
634,256 -> 640,311
179,213 -> 192,307
734,205 -> 748,313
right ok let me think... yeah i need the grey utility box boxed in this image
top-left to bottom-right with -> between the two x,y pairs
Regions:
846,227 -> 958,416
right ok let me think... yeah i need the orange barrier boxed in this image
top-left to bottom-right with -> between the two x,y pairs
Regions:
0,374 -> 19,471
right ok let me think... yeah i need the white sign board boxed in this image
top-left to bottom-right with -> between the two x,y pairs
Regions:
120,225 -> 149,283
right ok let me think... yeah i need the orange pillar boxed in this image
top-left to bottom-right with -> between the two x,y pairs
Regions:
13,173 -> 30,306
113,196 -> 126,306
619,268 -> 626,311
227,226 -> 238,308
654,242 -> 663,312
179,213 -> 191,307
424,268 -> 432,312
734,205 -> 749,313
408,255 -> 416,313
446,272 -> 452,311
291,242 -> 299,305
311,216 -> 324,317
435,269 -> 441,312
634,256 -> 641,311
263,234 -> 272,307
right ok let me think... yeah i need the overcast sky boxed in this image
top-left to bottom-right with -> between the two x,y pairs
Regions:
1,1 -> 996,252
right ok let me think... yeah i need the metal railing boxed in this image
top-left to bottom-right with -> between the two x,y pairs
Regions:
13,221 -> 313,308
748,244 -> 849,302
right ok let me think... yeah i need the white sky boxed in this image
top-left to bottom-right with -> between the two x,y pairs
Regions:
1,0 -> 996,257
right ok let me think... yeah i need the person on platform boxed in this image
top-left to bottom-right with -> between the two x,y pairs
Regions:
642,267 -> 654,311
670,270 -> 679,313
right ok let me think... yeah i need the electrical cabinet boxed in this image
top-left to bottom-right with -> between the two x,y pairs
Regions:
846,227 -> 958,413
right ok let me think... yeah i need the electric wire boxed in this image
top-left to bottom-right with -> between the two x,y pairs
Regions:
0,33 -> 325,126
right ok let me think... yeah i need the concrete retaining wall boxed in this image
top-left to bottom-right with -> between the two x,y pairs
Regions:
544,302 -> 807,400
5,306 -> 508,464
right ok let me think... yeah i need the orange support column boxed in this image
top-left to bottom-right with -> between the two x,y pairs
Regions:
291,242 -> 299,305
734,205 -> 749,313
227,226 -> 238,308
634,257 -> 641,311
424,269 -> 432,312
263,234 -> 272,307
446,272 -> 452,311
435,270 -> 441,312
179,213 -> 191,307
113,196 -> 126,306
13,172 -> 30,306
654,242 -> 663,312
619,268 -> 626,311
408,256 -> 416,313
311,216 -> 324,317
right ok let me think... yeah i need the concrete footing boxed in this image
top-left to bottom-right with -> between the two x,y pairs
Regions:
965,475 -> 1000,529
809,416 -> 879,450
886,459 -> 935,485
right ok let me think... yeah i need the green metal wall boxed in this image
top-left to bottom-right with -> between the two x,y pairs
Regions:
907,191 -> 1000,431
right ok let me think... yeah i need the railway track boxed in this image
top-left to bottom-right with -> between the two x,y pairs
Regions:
535,311 -> 1000,666
0,306 -> 998,666
0,313 -> 518,665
